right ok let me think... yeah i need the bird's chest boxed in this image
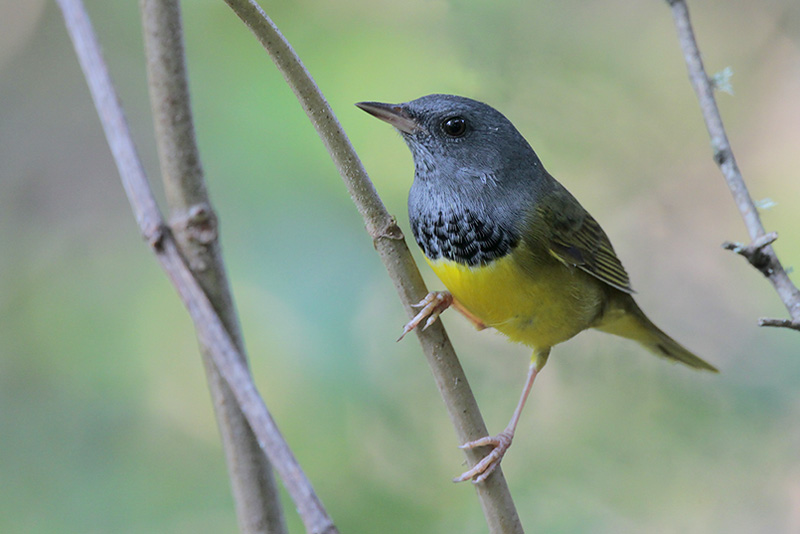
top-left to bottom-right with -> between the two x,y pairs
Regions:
409,208 -> 517,267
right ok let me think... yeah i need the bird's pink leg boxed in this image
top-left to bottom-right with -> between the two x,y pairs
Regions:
454,350 -> 550,484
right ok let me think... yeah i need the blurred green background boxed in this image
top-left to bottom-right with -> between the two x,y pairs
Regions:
2,0 -> 800,532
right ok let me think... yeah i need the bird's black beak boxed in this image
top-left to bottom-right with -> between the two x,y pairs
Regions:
355,101 -> 419,134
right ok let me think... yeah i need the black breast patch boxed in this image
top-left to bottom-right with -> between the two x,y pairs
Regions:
410,209 -> 517,266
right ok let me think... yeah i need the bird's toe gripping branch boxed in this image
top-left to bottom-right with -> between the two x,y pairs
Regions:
398,291 -> 454,341
454,430 -> 514,484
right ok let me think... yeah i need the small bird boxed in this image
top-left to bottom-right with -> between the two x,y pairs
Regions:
356,94 -> 717,484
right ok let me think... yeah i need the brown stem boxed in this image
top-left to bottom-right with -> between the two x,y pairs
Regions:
220,0 -> 524,532
138,1 -> 286,532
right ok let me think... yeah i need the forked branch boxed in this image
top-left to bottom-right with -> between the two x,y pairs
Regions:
666,0 -> 800,330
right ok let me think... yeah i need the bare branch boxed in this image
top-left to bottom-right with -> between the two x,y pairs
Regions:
759,318 -> 800,331
55,1 -> 336,533
138,1 -> 286,532
220,0 -> 524,531
721,232 -> 778,274
666,0 -> 800,330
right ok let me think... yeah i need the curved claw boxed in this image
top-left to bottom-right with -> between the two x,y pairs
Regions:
397,291 -> 453,341
453,430 -> 514,484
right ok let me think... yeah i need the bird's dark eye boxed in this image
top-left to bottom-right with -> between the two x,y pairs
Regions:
441,116 -> 467,137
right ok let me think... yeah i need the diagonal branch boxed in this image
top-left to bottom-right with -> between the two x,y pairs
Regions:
666,0 -> 800,331
220,1 -> 524,532
55,1 -> 337,533
138,1 -> 286,532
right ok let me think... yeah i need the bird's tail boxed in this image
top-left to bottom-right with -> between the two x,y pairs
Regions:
595,295 -> 718,372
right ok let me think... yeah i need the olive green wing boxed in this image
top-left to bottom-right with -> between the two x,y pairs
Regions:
533,188 -> 634,294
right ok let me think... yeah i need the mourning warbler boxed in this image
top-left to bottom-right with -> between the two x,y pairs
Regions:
356,94 -> 717,484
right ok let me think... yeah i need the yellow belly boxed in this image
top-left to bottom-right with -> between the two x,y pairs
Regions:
427,252 -> 604,351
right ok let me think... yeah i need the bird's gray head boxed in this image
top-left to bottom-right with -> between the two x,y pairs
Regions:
356,94 -> 543,190
357,94 -> 553,266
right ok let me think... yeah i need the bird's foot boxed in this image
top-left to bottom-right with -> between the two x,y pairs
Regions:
397,291 -> 453,341
454,429 -> 514,484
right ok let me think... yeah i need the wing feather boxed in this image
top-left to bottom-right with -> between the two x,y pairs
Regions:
534,188 -> 634,294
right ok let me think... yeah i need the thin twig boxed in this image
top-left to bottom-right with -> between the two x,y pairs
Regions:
220,0 -> 524,532
721,232 -> 778,274
759,318 -> 800,331
666,0 -> 800,328
55,1 -> 336,533
138,1 -> 286,532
